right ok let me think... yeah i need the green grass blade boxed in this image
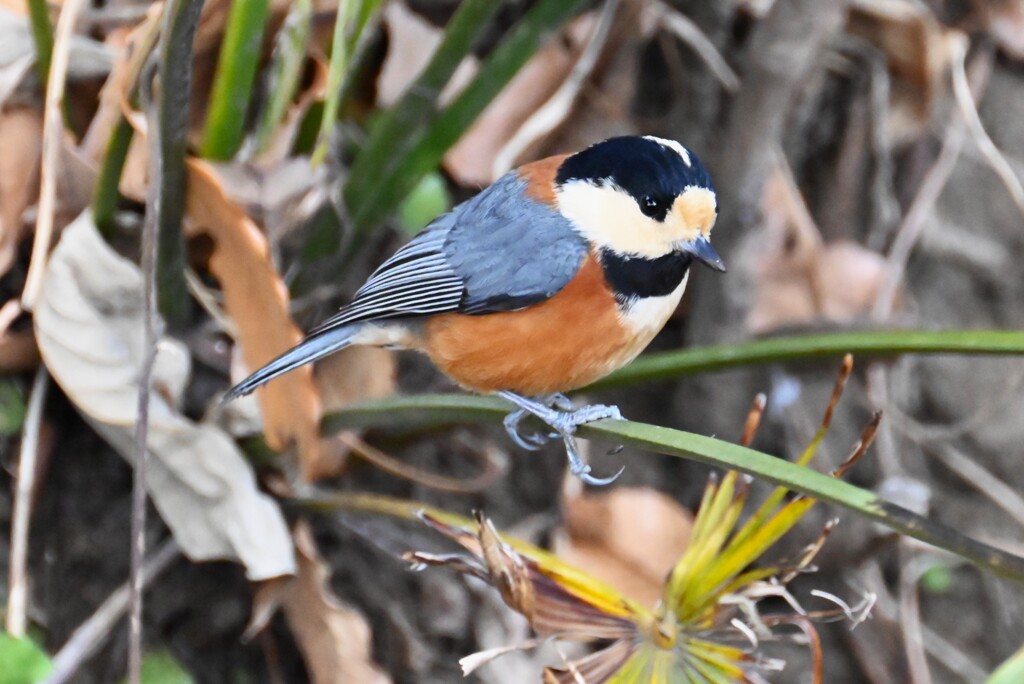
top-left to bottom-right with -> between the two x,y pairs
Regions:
345,0 -> 590,234
342,0 -> 502,216
25,0 -> 54,89
199,0 -> 270,160
310,0 -> 358,166
92,119 -> 134,237
590,329 -> 1024,390
322,393 -> 1024,583
251,0 -> 312,156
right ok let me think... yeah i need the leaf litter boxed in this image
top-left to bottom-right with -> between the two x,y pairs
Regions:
34,211 -> 295,580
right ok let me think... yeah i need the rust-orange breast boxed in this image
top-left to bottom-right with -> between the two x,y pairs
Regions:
422,256 -> 634,395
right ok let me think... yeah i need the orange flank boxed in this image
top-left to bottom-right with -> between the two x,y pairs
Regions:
423,256 -> 632,395
517,154 -> 569,206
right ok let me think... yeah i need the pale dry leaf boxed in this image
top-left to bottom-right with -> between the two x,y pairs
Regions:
0,7 -> 113,83
818,240 -> 888,321
34,212 -> 296,580
375,0 -> 477,110
748,166 -> 889,332
444,13 -> 600,186
747,166 -> 824,333
283,521 -> 391,684
0,107 -> 41,278
847,0 -> 955,143
553,487 -> 693,607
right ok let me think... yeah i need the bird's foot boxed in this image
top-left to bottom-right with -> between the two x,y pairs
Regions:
501,393 -> 573,450
498,392 -> 626,486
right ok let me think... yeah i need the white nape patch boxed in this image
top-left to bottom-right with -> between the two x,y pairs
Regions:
644,135 -> 691,167
556,180 -> 704,258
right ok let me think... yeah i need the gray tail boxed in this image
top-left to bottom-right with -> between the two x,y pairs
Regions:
223,324 -> 358,401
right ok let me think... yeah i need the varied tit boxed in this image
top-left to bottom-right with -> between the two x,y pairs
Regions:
226,135 -> 724,485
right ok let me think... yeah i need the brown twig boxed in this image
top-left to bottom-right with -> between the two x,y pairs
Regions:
20,0 -> 88,311
739,392 -> 767,446
44,540 -> 181,684
338,433 -> 505,494
127,61 -> 162,684
833,411 -> 883,479
5,367 -> 48,637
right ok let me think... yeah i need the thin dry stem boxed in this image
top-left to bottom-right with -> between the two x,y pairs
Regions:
5,367 -> 49,636
833,411 -> 883,479
44,541 -> 180,684
655,1 -> 739,92
820,354 -> 855,432
337,432 -> 504,493
950,39 -> 1024,217
127,63 -> 164,684
21,0 -> 89,311
899,549 -> 935,684
740,392 -> 767,446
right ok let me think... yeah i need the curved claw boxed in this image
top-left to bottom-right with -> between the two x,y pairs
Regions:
576,464 -> 626,486
503,409 -> 552,451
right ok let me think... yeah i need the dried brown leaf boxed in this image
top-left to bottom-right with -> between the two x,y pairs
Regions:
283,521 -> 391,684
553,487 -> 693,607
186,159 -> 326,478
0,107 -> 41,277
749,166 -> 887,332
847,0 -> 956,142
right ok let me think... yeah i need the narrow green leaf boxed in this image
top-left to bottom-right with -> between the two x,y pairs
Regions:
310,0 -> 358,166
345,0 -> 590,235
343,0 -> 501,217
251,0 -> 312,156
591,329 -> 1024,390
92,119 -> 134,237
322,393 -> 1024,583
24,0 -> 54,90
199,0 -> 270,160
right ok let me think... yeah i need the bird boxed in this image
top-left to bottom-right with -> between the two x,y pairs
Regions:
225,135 -> 725,485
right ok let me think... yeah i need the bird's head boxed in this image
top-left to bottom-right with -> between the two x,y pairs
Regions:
553,135 -> 725,272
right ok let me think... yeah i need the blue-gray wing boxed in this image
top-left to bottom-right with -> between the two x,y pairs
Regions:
307,172 -> 587,333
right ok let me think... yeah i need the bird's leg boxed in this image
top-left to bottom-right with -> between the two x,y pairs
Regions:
497,391 -> 626,486
502,393 -> 565,451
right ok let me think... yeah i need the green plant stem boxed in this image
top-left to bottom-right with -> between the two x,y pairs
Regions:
590,329 -> 1024,390
322,393 -> 1024,584
25,0 -> 54,90
200,0 -> 269,160
155,0 -> 204,329
92,120 -> 134,237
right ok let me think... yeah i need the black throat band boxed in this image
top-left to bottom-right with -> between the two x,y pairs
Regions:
599,249 -> 692,302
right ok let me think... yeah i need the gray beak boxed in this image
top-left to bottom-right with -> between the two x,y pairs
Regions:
686,236 -> 726,272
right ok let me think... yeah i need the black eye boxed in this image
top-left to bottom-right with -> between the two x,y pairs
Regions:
639,194 -> 664,219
